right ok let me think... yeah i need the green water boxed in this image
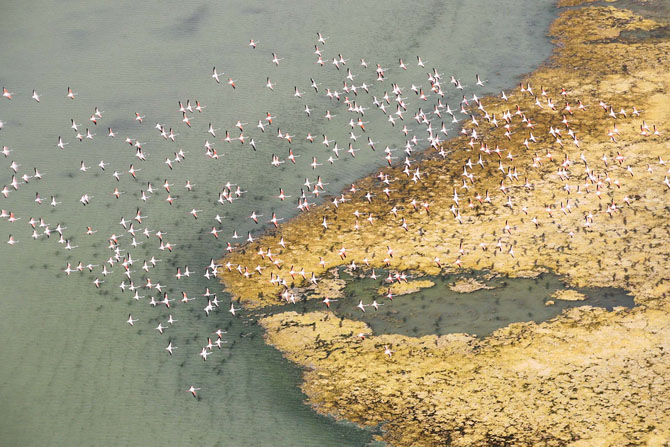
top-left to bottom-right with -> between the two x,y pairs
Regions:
281,271 -> 634,338
0,0 -> 558,445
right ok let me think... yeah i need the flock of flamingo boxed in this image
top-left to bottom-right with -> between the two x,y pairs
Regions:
1,30 -> 664,398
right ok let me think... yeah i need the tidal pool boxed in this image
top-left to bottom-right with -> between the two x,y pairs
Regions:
270,270 -> 635,338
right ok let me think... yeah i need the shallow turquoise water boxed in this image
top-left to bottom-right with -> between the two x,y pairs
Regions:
0,0 -> 558,445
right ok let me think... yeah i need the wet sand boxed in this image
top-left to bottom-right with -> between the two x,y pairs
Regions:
221,2 -> 670,445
